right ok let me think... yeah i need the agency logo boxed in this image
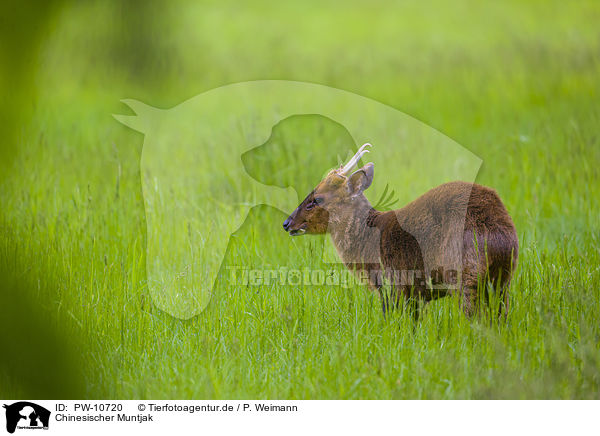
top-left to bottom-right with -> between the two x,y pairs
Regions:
3,402 -> 50,433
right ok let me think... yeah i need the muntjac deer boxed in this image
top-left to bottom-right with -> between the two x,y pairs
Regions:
283,144 -> 518,319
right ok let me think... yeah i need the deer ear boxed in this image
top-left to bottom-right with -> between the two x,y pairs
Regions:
348,163 -> 374,195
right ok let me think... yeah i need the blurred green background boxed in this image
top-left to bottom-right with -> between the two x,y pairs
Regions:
0,0 -> 598,399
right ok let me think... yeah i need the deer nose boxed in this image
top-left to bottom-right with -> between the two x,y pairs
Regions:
283,218 -> 291,231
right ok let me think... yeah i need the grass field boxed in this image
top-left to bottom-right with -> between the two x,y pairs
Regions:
1,0 -> 599,399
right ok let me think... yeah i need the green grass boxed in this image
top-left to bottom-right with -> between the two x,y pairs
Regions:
1,0 -> 599,399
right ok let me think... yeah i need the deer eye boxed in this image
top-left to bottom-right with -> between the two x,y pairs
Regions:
305,197 -> 323,211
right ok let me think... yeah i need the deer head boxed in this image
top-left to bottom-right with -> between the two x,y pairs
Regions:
283,143 -> 374,236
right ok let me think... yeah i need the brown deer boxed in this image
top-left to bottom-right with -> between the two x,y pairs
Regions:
283,143 -> 518,319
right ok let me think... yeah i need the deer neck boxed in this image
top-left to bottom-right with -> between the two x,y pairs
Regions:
328,196 -> 381,266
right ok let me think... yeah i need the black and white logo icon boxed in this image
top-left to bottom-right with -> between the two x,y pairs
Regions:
3,402 -> 50,433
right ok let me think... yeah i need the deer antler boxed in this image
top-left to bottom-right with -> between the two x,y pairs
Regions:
339,143 -> 372,175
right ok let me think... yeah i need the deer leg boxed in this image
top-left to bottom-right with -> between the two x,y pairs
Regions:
380,289 -> 390,318
460,286 -> 478,318
492,282 -> 510,320
483,270 -> 511,320
399,285 -> 420,323
502,285 -> 510,318
377,286 -> 391,318
406,297 -> 420,323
